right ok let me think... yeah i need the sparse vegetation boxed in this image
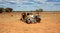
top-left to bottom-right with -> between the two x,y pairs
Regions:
0,7 -> 13,13
5,8 -> 13,12
36,9 -> 43,12
0,8 -> 4,13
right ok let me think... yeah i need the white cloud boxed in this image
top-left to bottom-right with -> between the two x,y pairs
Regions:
34,0 -> 46,2
0,0 -> 60,11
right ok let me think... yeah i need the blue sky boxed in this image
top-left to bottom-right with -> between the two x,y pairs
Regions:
0,0 -> 60,11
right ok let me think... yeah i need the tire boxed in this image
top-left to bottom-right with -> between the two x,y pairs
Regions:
26,19 -> 31,24
37,18 -> 41,23
0,11 -> 3,13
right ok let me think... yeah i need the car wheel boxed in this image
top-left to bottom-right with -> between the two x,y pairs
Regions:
26,19 -> 31,24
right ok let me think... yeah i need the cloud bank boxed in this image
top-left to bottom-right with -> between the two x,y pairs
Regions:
0,0 -> 60,11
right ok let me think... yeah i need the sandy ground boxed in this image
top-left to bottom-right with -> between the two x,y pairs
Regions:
0,12 -> 60,33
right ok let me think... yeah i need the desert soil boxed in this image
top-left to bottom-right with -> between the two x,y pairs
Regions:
0,12 -> 60,33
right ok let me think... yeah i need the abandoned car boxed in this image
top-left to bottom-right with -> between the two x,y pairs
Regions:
21,13 -> 41,24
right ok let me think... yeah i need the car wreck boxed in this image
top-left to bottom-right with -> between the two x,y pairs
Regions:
21,13 -> 41,24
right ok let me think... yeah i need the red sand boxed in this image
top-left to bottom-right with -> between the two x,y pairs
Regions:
0,12 -> 60,33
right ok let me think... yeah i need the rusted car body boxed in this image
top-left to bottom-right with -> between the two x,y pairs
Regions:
21,13 -> 41,24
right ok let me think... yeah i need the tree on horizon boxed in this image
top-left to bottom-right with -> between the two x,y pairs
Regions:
36,9 -> 43,12
5,8 -> 13,12
0,7 -> 4,13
